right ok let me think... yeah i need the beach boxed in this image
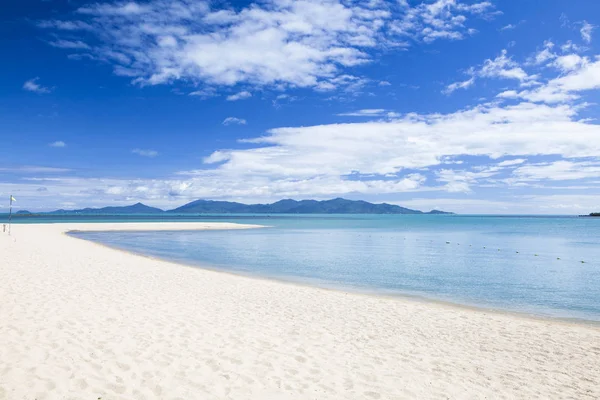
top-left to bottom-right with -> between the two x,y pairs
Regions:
1,223 -> 599,400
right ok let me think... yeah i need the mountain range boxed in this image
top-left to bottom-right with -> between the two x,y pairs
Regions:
22,198 -> 453,215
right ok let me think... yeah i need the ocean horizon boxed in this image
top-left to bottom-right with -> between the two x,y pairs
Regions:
54,213 -> 600,322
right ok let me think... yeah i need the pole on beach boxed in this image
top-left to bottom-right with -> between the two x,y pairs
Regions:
8,195 -> 13,236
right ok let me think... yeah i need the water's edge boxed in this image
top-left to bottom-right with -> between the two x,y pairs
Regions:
67,230 -> 600,327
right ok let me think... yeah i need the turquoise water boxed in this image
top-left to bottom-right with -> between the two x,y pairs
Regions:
62,214 -> 600,321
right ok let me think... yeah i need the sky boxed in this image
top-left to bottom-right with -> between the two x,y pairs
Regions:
1,0 -> 600,214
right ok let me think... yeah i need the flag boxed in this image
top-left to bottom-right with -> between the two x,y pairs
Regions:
10,196 -> 16,202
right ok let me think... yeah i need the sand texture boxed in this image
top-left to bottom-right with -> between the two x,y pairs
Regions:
1,223 -> 599,400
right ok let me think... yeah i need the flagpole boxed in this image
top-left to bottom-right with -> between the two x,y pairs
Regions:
8,195 -> 12,236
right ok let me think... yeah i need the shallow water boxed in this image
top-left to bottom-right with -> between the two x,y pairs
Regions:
69,215 -> 600,321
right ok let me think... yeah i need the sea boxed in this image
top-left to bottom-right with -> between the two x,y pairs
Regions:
9,213 -> 600,321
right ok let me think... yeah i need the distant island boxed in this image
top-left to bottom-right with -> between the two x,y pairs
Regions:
47,202 -> 163,215
590,213 -> 600,217
30,198 -> 453,215
15,210 -> 32,215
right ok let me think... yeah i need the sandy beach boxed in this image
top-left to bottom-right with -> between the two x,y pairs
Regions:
1,223 -> 599,400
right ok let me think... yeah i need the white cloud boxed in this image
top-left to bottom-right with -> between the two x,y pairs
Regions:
528,41 -> 556,65
194,101 -> 600,192
338,109 -> 385,116
512,160 -> 600,181
497,158 -> 526,167
435,166 -> 502,193
480,50 -> 534,82
391,0 -> 498,44
49,141 -> 66,148
580,21 -> 595,44
446,49 -> 538,94
132,148 -> 158,157
37,20 -> 93,30
23,77 -> 52,94
551,54 -> 588,72
0,166 -> 71,173
398,194 -> 600,215
37,0 -> 498,93
48,40 -> 90,49
226,91 -> 252,101
500,24 -> 515,31
496,89 -> 518,99
443,77 -> 475,94
506,56 -> 600,103
78,2 -> 152,16
560,40 -> 587,54
189,88 -> 217,98
223,117 -> 247,125
336,109 -> 402,119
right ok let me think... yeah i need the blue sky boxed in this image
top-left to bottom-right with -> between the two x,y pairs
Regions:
1,0 -> 600,213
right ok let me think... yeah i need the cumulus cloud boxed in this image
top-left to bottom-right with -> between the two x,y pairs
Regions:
226,91 -> 252,101
223,117 -> 247,125
49,141 -> 66,148
37,0 -> 498,93
132,148 -> 158,157
23,77 -> 52,94
550,54 -> 588,72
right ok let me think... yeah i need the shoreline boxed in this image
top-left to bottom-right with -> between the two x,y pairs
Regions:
68,225 -> 599,327
2,223 -> 599,399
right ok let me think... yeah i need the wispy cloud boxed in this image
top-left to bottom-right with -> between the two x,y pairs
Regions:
0,166 -> 71,173
497,159 -> 526,167
23,77 -> 52,94
443,77 -> 475,94
48,40 -> 90,49
49,141 -> 66,148
132,148 -> 158,157
226,91 -> 252,101
499,20 -> 524,32
37,20 -> 93,30
580,21 -> 595,43
223,117 -> 247,125
337,109 -> 399,118
479,50 -> 536,82
445,49 -> 539,95
189,88 -> 217,99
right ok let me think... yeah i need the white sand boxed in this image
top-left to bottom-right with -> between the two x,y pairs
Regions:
1,223 -> 599,400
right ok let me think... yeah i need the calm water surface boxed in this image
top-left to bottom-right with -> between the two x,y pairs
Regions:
64,214 -> 600,321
